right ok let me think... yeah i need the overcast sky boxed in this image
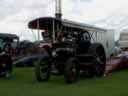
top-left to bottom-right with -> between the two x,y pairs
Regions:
0,0 -> 128,41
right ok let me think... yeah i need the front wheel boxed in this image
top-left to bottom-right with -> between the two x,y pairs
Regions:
34,57 -> 51,81
64,58 -> 80,84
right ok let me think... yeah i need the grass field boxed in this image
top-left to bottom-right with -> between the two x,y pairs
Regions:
0,68 -> 128,96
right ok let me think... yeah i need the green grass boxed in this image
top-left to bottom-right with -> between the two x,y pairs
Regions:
0,68 -> 128,96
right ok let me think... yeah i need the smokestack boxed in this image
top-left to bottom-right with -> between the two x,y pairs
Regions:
55,0 -> 62,19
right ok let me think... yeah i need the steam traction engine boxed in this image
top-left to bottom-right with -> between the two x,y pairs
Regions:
28,17 -> 106,83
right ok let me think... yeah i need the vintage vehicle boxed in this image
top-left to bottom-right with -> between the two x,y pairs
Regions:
28,17 -> 115,83
0,33 -> 19,78
105,51 -> 128,75
0,33 -> 19,53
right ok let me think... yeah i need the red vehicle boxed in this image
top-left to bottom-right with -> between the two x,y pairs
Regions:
105,51 -> 128,75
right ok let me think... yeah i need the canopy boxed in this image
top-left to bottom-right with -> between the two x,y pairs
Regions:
0,33 -> 19,40
28,17 -> 107,32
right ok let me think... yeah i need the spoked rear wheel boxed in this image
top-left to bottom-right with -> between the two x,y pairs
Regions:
34,57 -> 51,81
64,58 -> 80,84
88,43 -> 106,77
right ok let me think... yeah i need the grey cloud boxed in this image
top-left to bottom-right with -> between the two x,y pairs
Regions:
26,0 -> 54,9
0,0 -> 54,20
0,0 -> 24,20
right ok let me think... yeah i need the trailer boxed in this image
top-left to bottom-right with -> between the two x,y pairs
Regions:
118,30 -> 128,50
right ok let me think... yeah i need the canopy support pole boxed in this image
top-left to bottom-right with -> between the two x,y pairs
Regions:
53,19 -> 55,43
37,20 -> 40,41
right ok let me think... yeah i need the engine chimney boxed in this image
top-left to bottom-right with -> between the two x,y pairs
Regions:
55,0 -> 62,19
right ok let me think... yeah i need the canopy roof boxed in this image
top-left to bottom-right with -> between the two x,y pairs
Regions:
28,17 -> 107,32
0,33 -> 19,40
